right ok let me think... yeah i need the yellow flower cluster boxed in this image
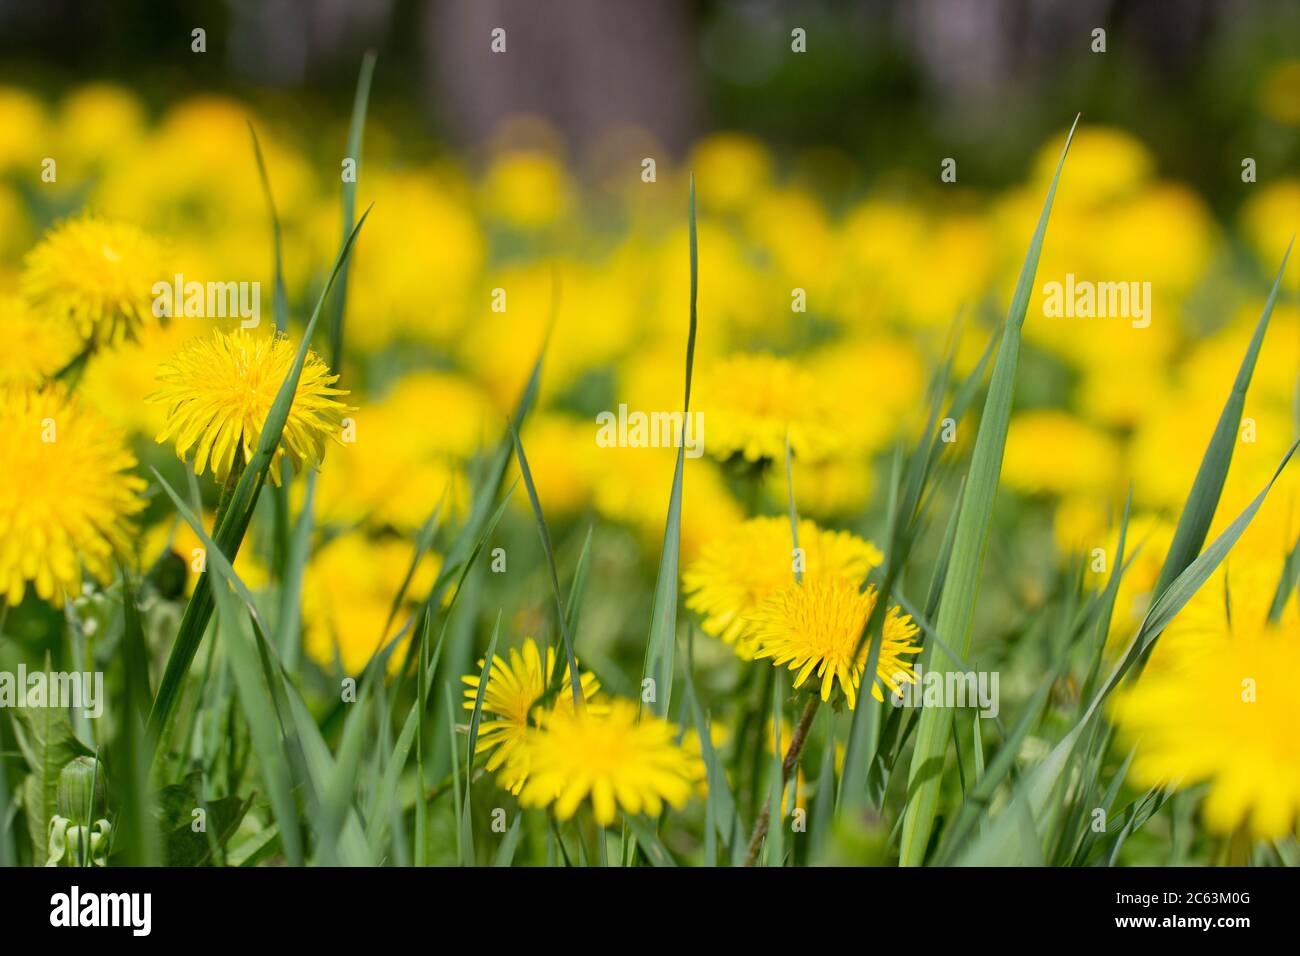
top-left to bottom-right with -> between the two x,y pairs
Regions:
461,638 -> 703,826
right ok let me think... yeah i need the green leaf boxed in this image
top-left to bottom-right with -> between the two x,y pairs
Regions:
510,422 -> 583,708
210,577 -> 305,865
641,175 -> 700,718
1152,240 -> 1292,599
899,117 -> 1078,866
157,771 -> 252,866
462,612 -> 502,862
14,701 -> 93,866
328,50 -> 377,370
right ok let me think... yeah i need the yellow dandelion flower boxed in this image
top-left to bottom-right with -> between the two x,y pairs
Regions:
460,637 -> 601,788
301,533 -> 440,676
0,385 -> 144,605
0,295 -> 83,386
507,699 -> 704,826
150,329 -> 350,485
750,575 -> 920,709
21,214 -> 164,344
1110,588 -> 1300,840
684,516 -> 882,659
699,352 -> 842,463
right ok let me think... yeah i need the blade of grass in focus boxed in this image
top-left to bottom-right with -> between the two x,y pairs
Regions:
954,441 -> 1296,864
641,175 -> 700,719
680,628 -> 741,862
510,421 -> 584,708
210,577 -> 304,865
899,116 -> 1078,866
763,672 -> 785,866
462,612 -> 501,862
1150,241 -> 1292,604
838,327 -> 991,815
249,123 -> 295,579
329,50 -> 377,371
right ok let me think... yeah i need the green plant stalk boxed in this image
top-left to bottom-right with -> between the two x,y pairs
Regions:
898,117 -> 1077,866
742,694 -> 819,866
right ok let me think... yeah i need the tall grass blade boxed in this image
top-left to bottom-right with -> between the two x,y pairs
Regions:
899,116 -> 1078,865
1152,241 -> 1292,600
641,175 -> 699,718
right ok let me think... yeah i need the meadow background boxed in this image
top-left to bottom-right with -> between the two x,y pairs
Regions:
0,0 -> 1298,867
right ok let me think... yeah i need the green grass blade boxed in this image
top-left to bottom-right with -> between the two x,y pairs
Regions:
462,611 -> 501,862
209,578 -> 304,865
328,50 -> 376,370
510,422 -> 583,708
641,175 -> 699,719
1152,240 -> 1292,599
899,116 -> 1078,866
763,673 -> 785,866
492,812 -> 524,866
679,630 -> 740,855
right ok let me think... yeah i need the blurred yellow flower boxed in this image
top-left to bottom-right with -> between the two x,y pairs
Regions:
0,295 -> 83,386
765,455 -> 874,519
690,132 -> 773,214
150,328 -> 350,485
0,87 -> 47,172
684,515 -> 882,659
77,321 -> 196,436
345,170 -> 483,350
512,413 -> 595,520
1002,410 -> 1121,498
301,533 -> 439,675
700,352 -> 842,463
56,84 -> 147,177
588,443 -> 743,564
22,215 -> 165,344
481,151 -> 570,228
751,575 -> 920,709
0,385 -> 144,605
1032,126 -> 1153,206
1239,180 -> 1300,284
508,698 -> 703,825
1111,572 -> 1300,839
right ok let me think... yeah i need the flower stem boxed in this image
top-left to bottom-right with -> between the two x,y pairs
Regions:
743,694 -> 820,866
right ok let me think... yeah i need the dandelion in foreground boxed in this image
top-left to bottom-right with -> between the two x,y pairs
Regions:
506,699 -> 704,826
150,328 -> 349,484
461,637 -> 601,790
750,575 -> 920,709
1110,587 -> 1300,840
0,386 -> 144,606
21,214 -> 164,344
684,516 -> 882,659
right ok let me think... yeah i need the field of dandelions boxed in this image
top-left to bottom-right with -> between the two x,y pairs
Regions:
0,74 -> 1297,869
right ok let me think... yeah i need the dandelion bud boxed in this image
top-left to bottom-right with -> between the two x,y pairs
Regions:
56,756 -> 106,824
